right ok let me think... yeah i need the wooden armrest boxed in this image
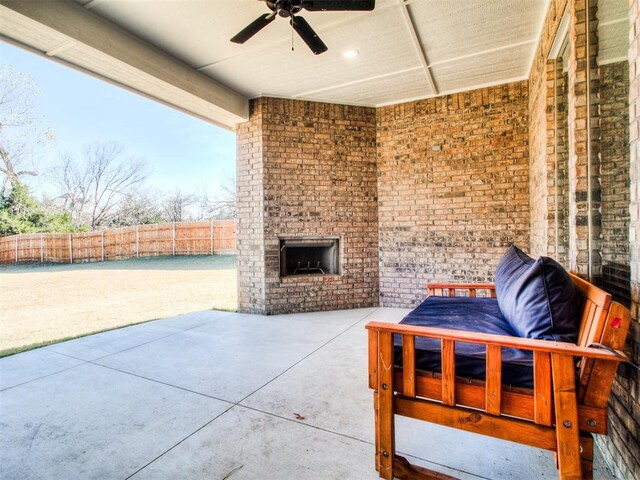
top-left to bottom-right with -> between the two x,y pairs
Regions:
365,321 -> 627,362
427,282 -> 496,298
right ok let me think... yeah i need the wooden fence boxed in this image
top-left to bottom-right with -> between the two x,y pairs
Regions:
0,220 -> 236,264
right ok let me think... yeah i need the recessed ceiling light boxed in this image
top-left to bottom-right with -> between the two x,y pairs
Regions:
343,49 -> 359,59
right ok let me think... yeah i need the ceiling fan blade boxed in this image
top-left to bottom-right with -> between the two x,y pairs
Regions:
290,16 -> 328,55
230,14 -> 276,44
300,0 -> 375,11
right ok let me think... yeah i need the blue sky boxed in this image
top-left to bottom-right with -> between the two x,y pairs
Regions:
0,42 -> 236,197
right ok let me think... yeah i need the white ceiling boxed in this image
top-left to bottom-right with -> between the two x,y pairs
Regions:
598,0 -> 629,65
1,0 -> 629,128
71,0 -> 549,107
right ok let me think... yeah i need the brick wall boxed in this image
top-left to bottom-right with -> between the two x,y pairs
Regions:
592,1 -> 640,476
600,61 -> 631,305
568,0 -> 602,279
236,97 -> 379,314
527,1 -> 637,473
377,82 -> 530,308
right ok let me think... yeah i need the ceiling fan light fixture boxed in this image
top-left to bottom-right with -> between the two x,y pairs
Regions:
343,49 -> 359,58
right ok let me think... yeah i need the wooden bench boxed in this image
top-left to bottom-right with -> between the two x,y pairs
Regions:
366,273 -> 631,480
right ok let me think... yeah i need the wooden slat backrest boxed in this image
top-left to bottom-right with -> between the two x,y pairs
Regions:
569,273 -> 611,348
570,273 -> 610,395
568,273 -> 632,407
427,283 -> 496,298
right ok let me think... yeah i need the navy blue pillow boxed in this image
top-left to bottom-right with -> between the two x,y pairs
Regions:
495,245 -> 581,343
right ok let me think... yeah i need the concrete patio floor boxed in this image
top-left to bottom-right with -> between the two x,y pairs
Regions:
1,307 -> 615,480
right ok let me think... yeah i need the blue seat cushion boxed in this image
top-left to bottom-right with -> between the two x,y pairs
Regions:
495,245 -> 581,343
394,296 -> 534,388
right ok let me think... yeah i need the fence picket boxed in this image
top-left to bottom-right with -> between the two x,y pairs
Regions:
172,223 -> 176,256
210,220 -> 214,256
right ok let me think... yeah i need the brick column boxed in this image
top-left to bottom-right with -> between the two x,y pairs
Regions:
236,100 -> 267,314
568,0 -> 602,280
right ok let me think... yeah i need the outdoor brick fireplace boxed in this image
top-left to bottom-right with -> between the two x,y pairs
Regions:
236,97 -> 379,315
279,237 -> 340,277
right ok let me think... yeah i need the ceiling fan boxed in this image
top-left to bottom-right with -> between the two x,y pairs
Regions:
230,0 -> 376,55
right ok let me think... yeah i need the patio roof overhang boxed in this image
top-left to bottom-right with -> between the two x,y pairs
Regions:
0,0 -> 249,130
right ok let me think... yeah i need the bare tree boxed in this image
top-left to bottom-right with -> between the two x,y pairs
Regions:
1,142 -> 39,193
0,65 -> 53,194
161,188 -> 194,222
198,175 -> 236,220
51,153 -> 92,225
50,142 -> 149,228
110,189 -> 163,226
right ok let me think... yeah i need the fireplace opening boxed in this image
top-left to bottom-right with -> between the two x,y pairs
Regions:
280,237 -> 340,277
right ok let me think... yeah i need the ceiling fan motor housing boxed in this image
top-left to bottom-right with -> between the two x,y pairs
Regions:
273,1 -> 302,18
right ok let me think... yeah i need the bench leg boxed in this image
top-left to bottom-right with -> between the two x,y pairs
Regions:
374,391 -> 380,472
555,434 -> 592,479
551,354 -> 582,479
579,434 -> 593,480
378,331 -> 395,480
